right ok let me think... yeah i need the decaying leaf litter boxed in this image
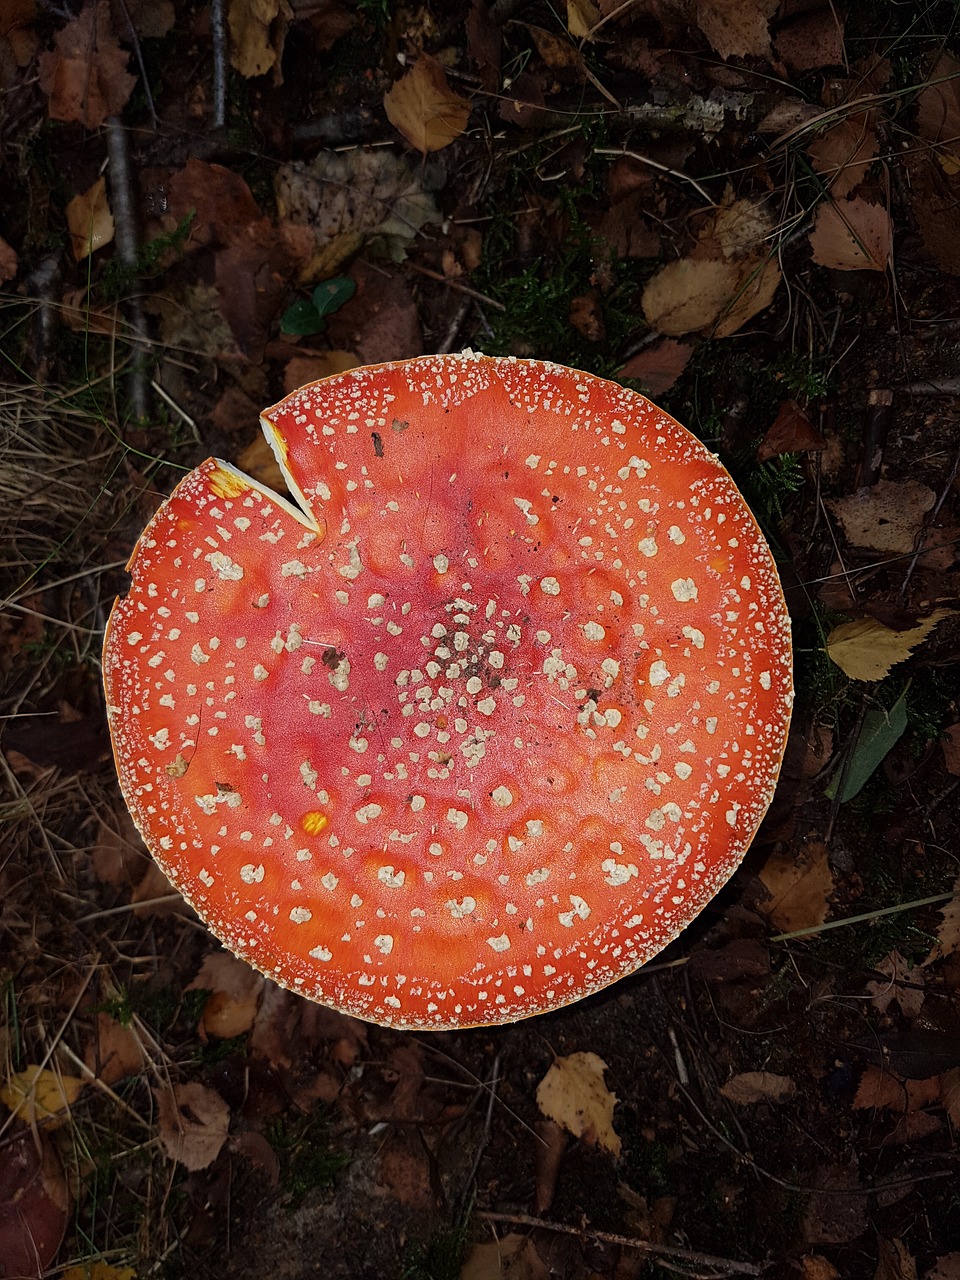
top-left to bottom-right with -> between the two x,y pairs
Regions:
2,1 -> 960,1277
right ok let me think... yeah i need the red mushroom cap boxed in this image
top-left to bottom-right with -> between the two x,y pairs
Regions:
103,354 -> 793,1029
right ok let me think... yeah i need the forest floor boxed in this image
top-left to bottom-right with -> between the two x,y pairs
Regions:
2,2 -> 960,1278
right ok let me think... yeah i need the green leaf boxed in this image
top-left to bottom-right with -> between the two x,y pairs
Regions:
825,686 -> 910,803
312,277 -> 356,318
280,299 -> 325,336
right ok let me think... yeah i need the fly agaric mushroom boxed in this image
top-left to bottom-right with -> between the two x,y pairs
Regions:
103,353 -> 792,1029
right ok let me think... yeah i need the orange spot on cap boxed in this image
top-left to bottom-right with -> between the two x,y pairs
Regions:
301,810 -> 330,835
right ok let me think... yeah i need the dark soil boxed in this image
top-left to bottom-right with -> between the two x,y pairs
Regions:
2,3 -> 960,1279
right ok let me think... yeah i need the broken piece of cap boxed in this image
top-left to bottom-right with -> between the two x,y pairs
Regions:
102,353 -> 793,1030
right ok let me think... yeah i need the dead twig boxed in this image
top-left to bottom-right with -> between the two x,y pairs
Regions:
477,1211 -> 763,1277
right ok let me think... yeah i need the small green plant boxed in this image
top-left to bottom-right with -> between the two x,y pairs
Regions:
98,213 -> 195,299
400,1213 -> 472,1280
281,278 -> 356,336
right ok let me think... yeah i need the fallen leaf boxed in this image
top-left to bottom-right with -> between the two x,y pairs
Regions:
0,1066 -> 85,1126
853,1067 -> 940,1111
0,1130 -> 69,1280
866,952 -> 925,1019
599,192 -> 661,259
825,688 -> 909,802
324,260 -> 423,364
916,54 -> 960,171
712,254 -> 782,337
188,951 -> 264,1039
214,217 -> 298,357
145,282 -> 241,359
642,257 -> 742,336
696,0 -> 778,61
533,1118 -> 566,1215
283,351 -> 361,392
384,55 -> 471,153
527,24 -> 582,70
827,479 -> 937,553
466,0 -> 501,93
940,1067 -> 960,1127
66,176 -> 114,261
461,1232 -> 549,1280
774,8 -> 844,72
536,1051 -> 621,1156
38,1 -> 136,129
228,0 -> 291,79
807,111 -> 879,200
719,1071 -> 796,1104
618,339 -> 693,395
85,1013 -> 144,1085
803,1163 -> 868,1245
875,1237 -> 917,1280
154,1081 -> 230,1171
882,1110 -> 941,1145
801,1256 -> 841,1280
0,235 -> 17,283
61,288 -> 120,336
757,400 -> 826,461
809,198 -> 892,271
167,158 -> 261,247
118,0 -> 175,38
706,195 -> 774,259
826,612 -> 953,682
925,875 -> 960,964
276,149 -> 443,266
62,1263 -> 137,1280
567,0 -> 601,38
758,840 -> 833,932
941,723 -> 960,776
925,1255 -> 960,1280
1,0 -> 38,67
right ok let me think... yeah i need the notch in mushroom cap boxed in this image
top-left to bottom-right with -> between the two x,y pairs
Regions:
103,353 -> 793,1030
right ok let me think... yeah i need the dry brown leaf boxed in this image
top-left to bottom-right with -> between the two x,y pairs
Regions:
917,53 -> 960,169
0,1130 -> 70,1279
0,235 -> 17,283
117,0 -> 174,38
826,611 -> 954,682
618,339 -> 693,396
925,874 -> 960,965
827,479 -> 936,553
875,1237 -> 917,1280
154,1081 -> 230,1170
527,24 -> 581,70
167,158 -> 261,246
707,196 -> 774,258
774,9 -> 844,72
0,1066 -> 85,1126
283,351 -> 360,392
801,1256 -> 841,1280
925,1255 -> 960,1280
853,1066 -> 940,1112
188,951 -> 265,1039
536,1052 -> 621,1157
803,1163 -> 868,1245
809,198 -> 892,271
807,112 -> 879,200
66,176 -> 114,261
1,0 -> 39,66
228,0 -> 291,79
696,0 -> 778,60
757,400 -> 826,461
38,1 -> 136,128
719,1071 -> 796,1104
758,840 -> 833,932
941,723 -> 960,776
461,1233 -> 549,1280
569,292 -> 605,341
61,287 -> 120,337
236,433 -> 286,494
85,1013 -> 144,1085
384,55 -> 471,153
940,1067 -> 960,1127
866,951 -> 925,1019
642,257 -> 741,336
712,254 -> 782,337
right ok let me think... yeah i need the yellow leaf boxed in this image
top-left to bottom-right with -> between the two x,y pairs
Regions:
566,0 -> 601,38
826,611 -> 953,682
712,253 -> 782,338
65,176 -> 114,262
384,56 -> 471,153
536,1051 -> 621,1156
938,151 -> 960,176
0,1065 -> 85,1125
61,1262 -> 137,1280
228,0 -> 291,79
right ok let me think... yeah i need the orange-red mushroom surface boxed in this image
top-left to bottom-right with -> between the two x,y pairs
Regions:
103,353 -> 793,1029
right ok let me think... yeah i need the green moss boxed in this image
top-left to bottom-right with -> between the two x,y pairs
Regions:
268,1109 -> 348,1209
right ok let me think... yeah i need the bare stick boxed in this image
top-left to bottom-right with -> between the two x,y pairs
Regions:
212,0 -> 227,129
478,1211 -> 762,1276
105,117 -> 150,421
